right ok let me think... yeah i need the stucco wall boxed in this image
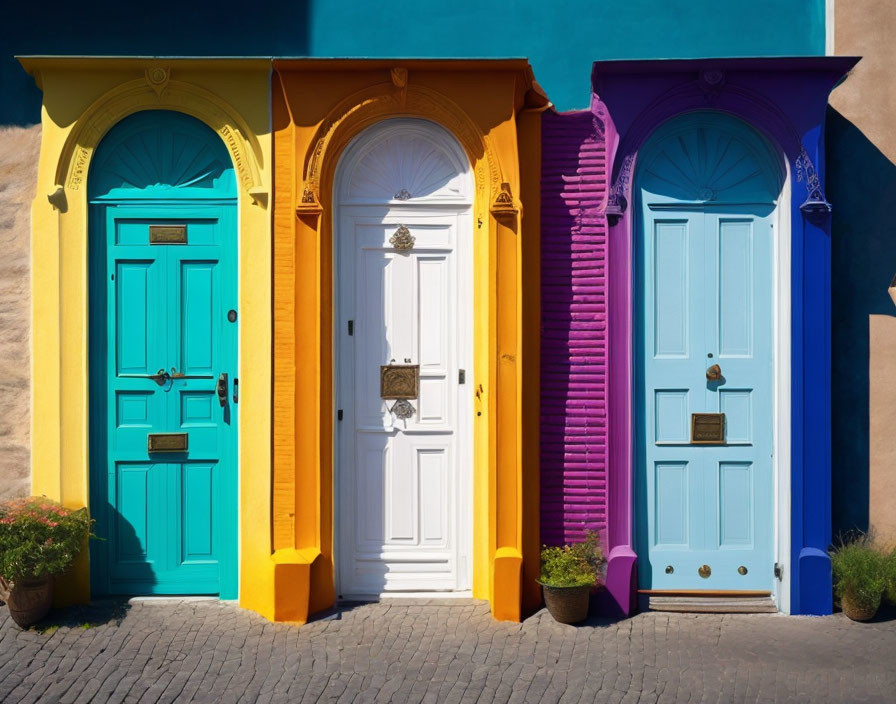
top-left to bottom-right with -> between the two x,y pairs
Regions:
828,0 -> 896,543
0,125 -> 38,500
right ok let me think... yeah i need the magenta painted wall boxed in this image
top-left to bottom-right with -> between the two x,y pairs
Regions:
539,110 -> 610,548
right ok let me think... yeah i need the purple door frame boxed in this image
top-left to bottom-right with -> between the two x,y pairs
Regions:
596,57 -> 859,616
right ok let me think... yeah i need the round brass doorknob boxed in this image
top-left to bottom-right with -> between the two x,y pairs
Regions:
706,364 -> 722,381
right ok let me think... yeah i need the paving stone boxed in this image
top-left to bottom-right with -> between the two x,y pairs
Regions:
1,600 -> 896,702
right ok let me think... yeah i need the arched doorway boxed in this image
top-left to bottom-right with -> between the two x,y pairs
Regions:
88,110 -> 239,597
634,111 -> 784,596
333,118 -> 474,598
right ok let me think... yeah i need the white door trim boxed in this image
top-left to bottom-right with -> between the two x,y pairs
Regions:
333,118 -> 474,599
773,163 -> 793,613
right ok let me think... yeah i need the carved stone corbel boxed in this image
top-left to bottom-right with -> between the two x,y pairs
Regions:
295,185 -> 323,218
145,66 -> 170,100
795,147 -> 832,223
490,182 -> 518,217
47,185 -> 67,212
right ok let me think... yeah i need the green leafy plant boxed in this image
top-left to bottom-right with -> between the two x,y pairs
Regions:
0,497 -> 93,589
830,535 -> 887,613
539,530 -> 605,588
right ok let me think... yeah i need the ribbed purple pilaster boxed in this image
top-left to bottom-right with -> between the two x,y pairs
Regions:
540,110 -> 608,547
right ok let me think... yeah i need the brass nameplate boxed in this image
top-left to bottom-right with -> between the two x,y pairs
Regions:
147,433 -> 188,453
691,413 -> 725,445
380,364 -> 419,400
149,225 -> 187,244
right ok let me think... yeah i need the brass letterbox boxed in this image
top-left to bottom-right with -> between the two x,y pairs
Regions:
690,413 -> 725,445
380,364 -> 419,400
149,225 -> 187,244
147,433 -> 188,453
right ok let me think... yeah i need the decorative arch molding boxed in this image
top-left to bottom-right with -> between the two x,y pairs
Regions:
604,76 -> 803,217
54,70 -> 266,204
296,81 -> 513,216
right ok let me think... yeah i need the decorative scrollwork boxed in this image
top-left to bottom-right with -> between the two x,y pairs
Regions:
389,224 -> 415,251
795,147 -> 832,220
390,399 -> 416,420
394,188 -> 412,200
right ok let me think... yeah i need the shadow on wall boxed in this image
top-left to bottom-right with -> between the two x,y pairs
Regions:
0,0 -> 311,126
828,106 -> 896,537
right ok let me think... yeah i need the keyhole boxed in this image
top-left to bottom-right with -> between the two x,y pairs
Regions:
707,353 -> 713,358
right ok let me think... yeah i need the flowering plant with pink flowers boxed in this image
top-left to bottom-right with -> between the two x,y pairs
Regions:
0,497 -> 93,588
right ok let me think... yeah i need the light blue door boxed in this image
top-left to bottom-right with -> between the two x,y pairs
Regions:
88,111 -> 238,597
635,113 -> 781,592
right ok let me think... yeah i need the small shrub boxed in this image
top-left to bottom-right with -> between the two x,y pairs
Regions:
539,530 -> 605,588
0,497 -> 93,587
830,535 -> 887,613
884,548 -> 896,606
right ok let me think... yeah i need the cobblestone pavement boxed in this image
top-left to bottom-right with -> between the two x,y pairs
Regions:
1,598 -> 895,703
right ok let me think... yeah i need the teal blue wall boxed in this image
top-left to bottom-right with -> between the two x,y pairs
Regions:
3,0 -> 825,124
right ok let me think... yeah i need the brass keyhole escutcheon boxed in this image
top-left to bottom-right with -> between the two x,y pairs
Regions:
706,364 -> 722,381
698,564 -> 711,578
665,565 -> 674,574
738,566 -> 748,575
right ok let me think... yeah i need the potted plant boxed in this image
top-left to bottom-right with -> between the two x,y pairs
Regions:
537,531 -> 605,624
830,536 -> 886,622
0,497 -> 93,628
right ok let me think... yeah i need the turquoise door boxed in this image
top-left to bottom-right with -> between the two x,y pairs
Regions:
635,113 -> 782,592
89,111 -> 238,597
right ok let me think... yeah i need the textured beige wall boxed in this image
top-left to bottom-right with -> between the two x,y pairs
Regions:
831,1 -> 896,544
830,0 -> 896,162
0,125 -> 39,501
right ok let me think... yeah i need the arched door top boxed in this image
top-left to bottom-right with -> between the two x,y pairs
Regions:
89,110 -> 237,201
336,118 -> 473,206
637,111 -> 784,206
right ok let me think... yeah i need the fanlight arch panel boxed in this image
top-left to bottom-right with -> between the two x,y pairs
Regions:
89,110 -> 237,200
637,111 -> 783,205
336,118 -> 473,205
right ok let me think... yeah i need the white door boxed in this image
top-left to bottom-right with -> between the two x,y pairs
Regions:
335,119 -> 473,597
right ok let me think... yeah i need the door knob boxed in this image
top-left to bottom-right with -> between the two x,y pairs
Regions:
216,373 -> 229,407
706,364 -> 722,381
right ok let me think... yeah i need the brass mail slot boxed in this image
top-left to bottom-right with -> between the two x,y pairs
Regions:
380,364 -> 419,400
147,432 -> 188,453
149,225 -> 187,244
691,413 -> 725,445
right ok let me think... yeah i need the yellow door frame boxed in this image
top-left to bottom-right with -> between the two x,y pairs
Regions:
18,58 -> 274,612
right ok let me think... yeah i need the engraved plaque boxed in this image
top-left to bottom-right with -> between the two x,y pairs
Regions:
380,364 -> 419,400
149,225 -> 187,244
147,432 -> 188,453
690,413 -> 725,444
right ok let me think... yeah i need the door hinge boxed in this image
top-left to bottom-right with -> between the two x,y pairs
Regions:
774,563 -> 783,580
458,369 -> 466,384
337,409 -> 343,421
347,320 -> 354,336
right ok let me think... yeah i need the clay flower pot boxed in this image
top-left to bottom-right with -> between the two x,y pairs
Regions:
2,576 -> 54,628
841,590 -> 880,622
538,582 -> 591,624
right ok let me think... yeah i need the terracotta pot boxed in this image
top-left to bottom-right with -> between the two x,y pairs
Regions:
3,577 -> 54,628
841,590 -> 880,622
539,582 -> 591,624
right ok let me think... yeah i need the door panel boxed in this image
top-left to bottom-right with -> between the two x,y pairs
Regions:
338,213 -> 469,595
92,204 -> 237,597
638,204 -> 774,591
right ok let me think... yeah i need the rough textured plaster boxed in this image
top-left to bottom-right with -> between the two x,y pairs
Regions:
0,125 -> 38,500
